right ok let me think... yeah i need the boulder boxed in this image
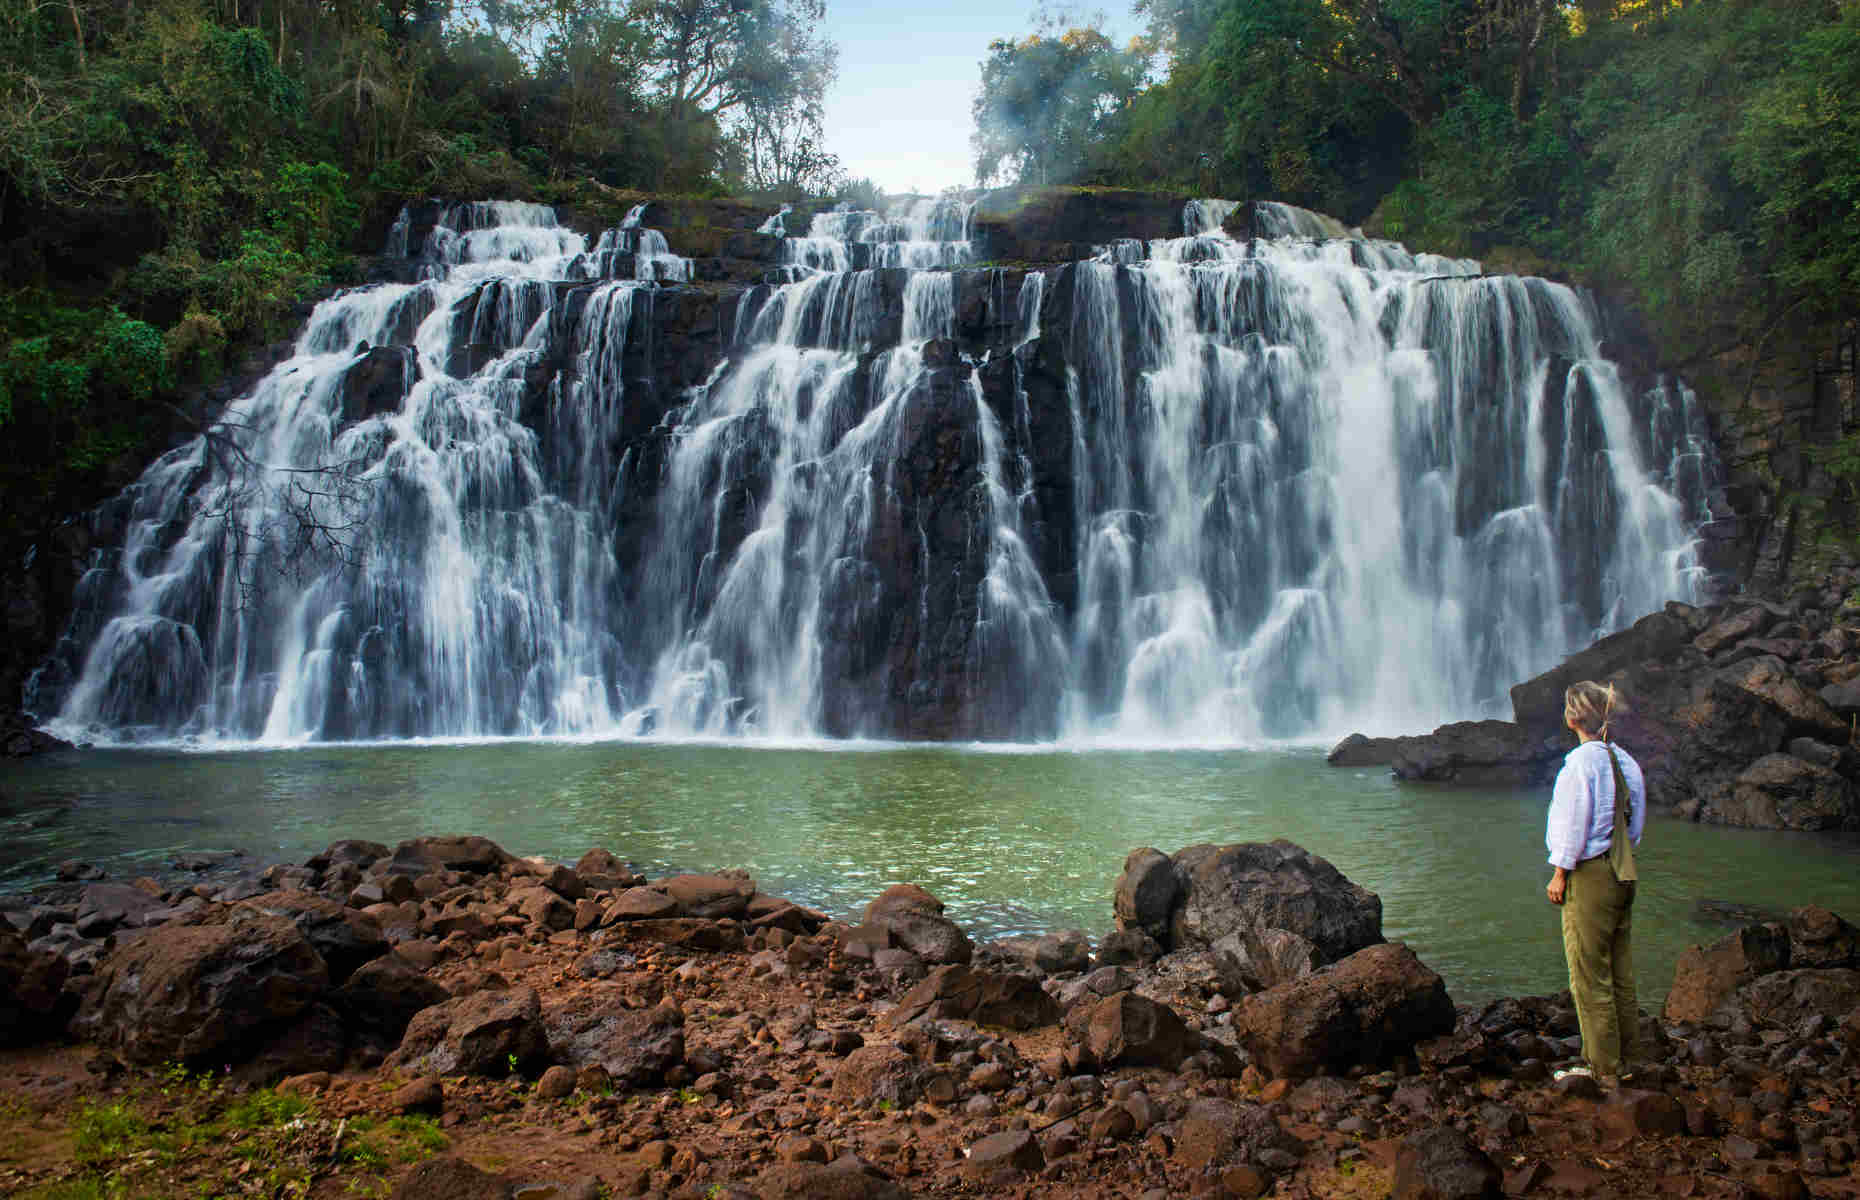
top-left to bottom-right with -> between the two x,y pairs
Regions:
1821,678 -> 1860,715
0,928 -> 71,1046
544,989 -> 684,1086
390,1156 -> 508,1200
1069,990 -> 1197,1070
1393,1127 -> 1502,1200
605,887 -> 680,921
1210,927 -> 1323,992
1172,1098 -> 1302,1171
1718,656 -> 1846,738
242,1001 -> 348,1081
574,847 -> 637,890
1510,611 -> 1693,738
75,883 -> 165,937
830,1044 -> 923,1107
624,918 -> 744,951
1710,754 -> 1858,831
387,836 -> 514,877
307,840 -> 390,872
338,345 -> 414,425
386,985 -> 550,1077
333,953 -> 450,1049
1694,604 -> 1778,655
1787,905 -> 1858,969
861,885 -> 972,965
72,911 -> 329,1066
507,885 -> 574,932
1665,924 -> 1791,1024
990,929 -> 1091,976
660,873 -> 756,919
882,963 -> 1060,1030
963,1129 -> 1044,1178
1168,840 -> 1382,964
240,891 -> 388,983
1389,720 -> 1565,787
1713,968 -> 1860,1030
1231,942 -> 1454,1079
1112,848 -> 1181,943
1327,733 -> 1401,766
752,1157 -> 909,1200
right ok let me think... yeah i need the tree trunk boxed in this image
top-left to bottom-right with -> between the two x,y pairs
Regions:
67,0 -> 84,70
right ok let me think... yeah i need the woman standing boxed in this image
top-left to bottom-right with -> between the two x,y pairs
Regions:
1544,680 -> 1646,1082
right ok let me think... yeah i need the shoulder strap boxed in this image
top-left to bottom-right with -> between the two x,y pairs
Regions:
1605,744 -> 1638,884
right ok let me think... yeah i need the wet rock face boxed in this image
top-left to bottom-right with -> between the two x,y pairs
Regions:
1231,942 -> 1455,1079
73,911 -> 330,1066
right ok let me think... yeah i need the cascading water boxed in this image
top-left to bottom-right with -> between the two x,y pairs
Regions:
1057,200 -> 1711,740
38,202 -> 677,742
33,193 -> 1719,746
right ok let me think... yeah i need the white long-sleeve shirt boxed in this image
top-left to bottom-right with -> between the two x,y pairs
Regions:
1545,740 -> 1646,870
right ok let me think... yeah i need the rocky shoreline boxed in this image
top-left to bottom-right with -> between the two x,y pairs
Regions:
1331,572 -> 1860,833
2,834 -> 1857,1198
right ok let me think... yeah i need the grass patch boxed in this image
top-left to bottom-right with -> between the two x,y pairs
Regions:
341,1114 -> 448,1168
70,1102 -> 149,1168
221,1089 -> 310,1130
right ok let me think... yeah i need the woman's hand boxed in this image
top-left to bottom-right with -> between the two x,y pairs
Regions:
1546,868 -> 1568,906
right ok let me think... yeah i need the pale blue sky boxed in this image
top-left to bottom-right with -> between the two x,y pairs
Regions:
819,0 -> 1140,195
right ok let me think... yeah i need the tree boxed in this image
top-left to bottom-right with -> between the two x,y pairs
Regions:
971,26 -> 1147,186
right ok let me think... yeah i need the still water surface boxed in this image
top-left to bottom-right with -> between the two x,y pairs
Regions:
4,741 -> 1857,1005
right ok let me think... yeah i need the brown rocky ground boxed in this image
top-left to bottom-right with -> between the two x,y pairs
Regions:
2,835 -> 1857,1200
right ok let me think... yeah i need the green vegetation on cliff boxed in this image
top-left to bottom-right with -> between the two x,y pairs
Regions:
972,0 -> 1860,571
975,0 -> 1860,359
0,0 -> 854,562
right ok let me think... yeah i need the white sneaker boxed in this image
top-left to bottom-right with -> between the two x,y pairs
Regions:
1553,1065 -> 1594,1082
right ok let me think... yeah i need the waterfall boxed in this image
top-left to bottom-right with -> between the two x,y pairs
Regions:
34,194 -> 1718,746
1055,201 -> 1709,740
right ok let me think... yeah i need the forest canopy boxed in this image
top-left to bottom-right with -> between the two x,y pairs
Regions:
0,0 -> 850,553
971,0 -> 1860,369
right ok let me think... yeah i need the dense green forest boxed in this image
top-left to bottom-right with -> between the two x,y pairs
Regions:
973,0 -> 1860,372
0,0 -> 850,557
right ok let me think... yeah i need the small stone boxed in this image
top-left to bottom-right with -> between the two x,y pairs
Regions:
1219,1165 -> 1270,1198
776,1135 -> 829,1164
278,1071 -> 331,1096
391,1075 -> 444,1116
1090,1105 -> 1136,1141
965,1128 -> 1044,1177
537,1065 -> 577,1099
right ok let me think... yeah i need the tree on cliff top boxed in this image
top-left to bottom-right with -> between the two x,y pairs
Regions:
971,26 -> 1148,186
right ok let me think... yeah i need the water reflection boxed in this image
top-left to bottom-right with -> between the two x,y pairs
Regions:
3,742 -> 1855,1004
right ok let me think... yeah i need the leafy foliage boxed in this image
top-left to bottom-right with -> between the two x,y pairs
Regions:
972,26 -> 1147,186
0,0 -> 840,566
1004,0 -> 1860,368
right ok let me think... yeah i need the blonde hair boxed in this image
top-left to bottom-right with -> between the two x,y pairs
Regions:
1564,680 -> 1625,741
